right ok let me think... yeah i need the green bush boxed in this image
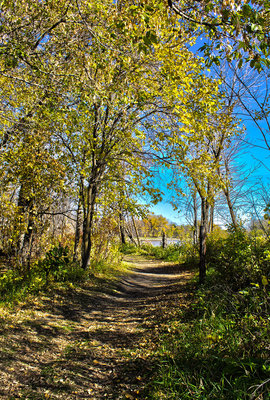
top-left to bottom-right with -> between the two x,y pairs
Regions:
149,310 -> 270,399
36,245 -> 85,283
206,227 -> 270,289
37,244 -> 69,279
0,269 -> 24,297
139,242 -> 198,265
0,245 -> 86,302
0,267 -> 46,301
145,228 -> 270,400
147,277 -> 269,400
119,242 -> 139,254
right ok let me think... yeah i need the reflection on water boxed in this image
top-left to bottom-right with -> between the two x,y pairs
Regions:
141,238 -> 180,247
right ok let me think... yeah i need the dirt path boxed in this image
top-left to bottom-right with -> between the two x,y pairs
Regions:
0,255 -> 193,400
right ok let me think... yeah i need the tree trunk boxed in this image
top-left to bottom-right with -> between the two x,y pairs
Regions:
162,230 -> 167,248
119,212 -> 126,245
193,192 -> 198,245
81,183 -> 97,270
131,215 -> 140,247
73,196 -> 82,262
15,183 -> 36,268
199,224 -> 207,284
223,187 -> 238,229
20,211 -> 35,271
209,203 -> 214,233
125,221 -> 137,245
223,160 -> 238,229
199,196 -> 209,284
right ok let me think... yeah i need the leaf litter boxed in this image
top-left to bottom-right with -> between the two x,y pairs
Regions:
0,254 -> 193,399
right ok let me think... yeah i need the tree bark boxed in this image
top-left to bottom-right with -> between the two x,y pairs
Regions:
81,183 -> 97,270
131,215 -> 140,247
119,212 -> 126,245
222,160 -> 238,229
73,196 -> 82,262
223,186 -> 238,229
209,203 -> 215,233
20,210 -> 35,271
162,230 -> 167,248
193,191 -> 198,245
199,196 -> 209,284
15,183 -> 35,268
199,224 -> 207,284
125,221 -> 137,245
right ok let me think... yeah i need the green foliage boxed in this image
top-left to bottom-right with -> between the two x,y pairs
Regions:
120,242 -> 139,255
147,283 -> 269,398
0,269 -> 24,298
140,243 -> 179,261
35,244 -> 85,283
149,309 -> 269,399
139,242 -> 199,265
206,227 -> 270,289
0,238 -> 128,303
169,0 -> 270,71
0,245 -> 85,303
89,254 -> 128,281
37,244 -> 69,278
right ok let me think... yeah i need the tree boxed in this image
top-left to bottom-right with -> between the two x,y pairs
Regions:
0,0 -> 253,278
149,67 -> 240,281
168,0 -> 270,71
41,0 -> 204,269
0,0 -> 201,269
213,62 -> 270,153
0,0 -> 79,264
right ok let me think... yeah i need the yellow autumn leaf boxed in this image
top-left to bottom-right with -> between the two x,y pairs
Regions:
262,276 -> 268,286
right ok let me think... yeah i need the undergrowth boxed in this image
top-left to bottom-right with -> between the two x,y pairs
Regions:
121,241 -> 198,265
147,285 -> 269,399
0,243 -> 126,305
0,245 -> 86,304
142,229 -> 270,400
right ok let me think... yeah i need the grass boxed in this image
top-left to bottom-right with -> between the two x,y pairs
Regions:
120,232 -> 270,400
139,240 -> 270,400
120,241 -> 199,264
148,309 -> 270,399
0,244 -> 131,306
89,258 -> 131,280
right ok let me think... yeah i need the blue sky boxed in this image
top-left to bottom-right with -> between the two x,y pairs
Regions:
145,35 -> 270,225
148,116 -> 270,225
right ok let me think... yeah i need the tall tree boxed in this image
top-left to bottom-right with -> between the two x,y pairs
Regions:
150,69 -> 240,281
47,0 -> 210,269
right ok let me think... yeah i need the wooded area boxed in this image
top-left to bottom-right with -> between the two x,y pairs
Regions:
0,1 -> 269,399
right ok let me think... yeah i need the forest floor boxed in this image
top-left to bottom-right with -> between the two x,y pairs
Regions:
0,255 -> 194,400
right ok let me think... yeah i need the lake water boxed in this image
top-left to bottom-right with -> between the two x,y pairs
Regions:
141,238 -> 180,247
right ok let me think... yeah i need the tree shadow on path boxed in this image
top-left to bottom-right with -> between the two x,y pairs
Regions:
0,254 -> 194,399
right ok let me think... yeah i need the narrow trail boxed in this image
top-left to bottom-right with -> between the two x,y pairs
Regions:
0,255 -> 194,400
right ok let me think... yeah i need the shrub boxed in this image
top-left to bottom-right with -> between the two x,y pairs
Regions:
0,244 -> 87,302
139,242 -> 198,265
0,269 -> 24,297
36,244 -> 85,283
120,242 -> 139,254
206,227 -> 270,289
145,227 -> 269,400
